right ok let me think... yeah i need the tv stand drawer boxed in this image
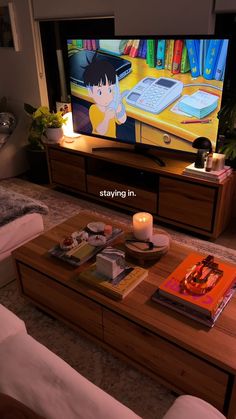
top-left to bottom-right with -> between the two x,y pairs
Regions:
158,176 -> 216,231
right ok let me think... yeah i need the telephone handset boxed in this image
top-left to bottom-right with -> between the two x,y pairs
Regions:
108,76 -> 120,112
108,75 -> 129,118
126,77 -> 184,114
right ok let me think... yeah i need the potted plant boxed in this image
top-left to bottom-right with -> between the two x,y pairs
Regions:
217,98 -> 236,169
24,104 -> 66,183
219,137 -> 236,169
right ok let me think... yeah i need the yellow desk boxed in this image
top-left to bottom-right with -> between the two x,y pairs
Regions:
71,55 -> 223,152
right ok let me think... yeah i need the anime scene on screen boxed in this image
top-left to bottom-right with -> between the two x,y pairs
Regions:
67,39 -> 229,153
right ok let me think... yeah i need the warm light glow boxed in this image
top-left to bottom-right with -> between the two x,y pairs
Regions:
139,217 -> 147,223
133,212 -> 153,240
63,112 -> 80,139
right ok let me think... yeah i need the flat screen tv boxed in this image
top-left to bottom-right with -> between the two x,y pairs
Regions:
67,37 -> 230,161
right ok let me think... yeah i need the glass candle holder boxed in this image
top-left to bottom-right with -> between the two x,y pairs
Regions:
132,212 -> 153,241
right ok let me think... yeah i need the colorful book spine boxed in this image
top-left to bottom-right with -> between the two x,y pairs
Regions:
137,39 -> 144,57
164,40 -> 170,69
180,43 -> 190,73
123,39 -> 133,55
91,39 -> 97,50
214,39 -> 229,81
130,39 -> 140,58
147,39 -> 156,67
167,40 -> 175,71
141,39 -> 147,58
172,40 -> 183,74
203,39 -> 210,70
203,39 -> 222,80
185,39 -> 200,77
156,40 -> 166,69
199,40 -> 204,75
76,40 -> 83,48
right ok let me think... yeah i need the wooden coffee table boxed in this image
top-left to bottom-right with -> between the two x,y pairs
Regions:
13,211 -> 236,418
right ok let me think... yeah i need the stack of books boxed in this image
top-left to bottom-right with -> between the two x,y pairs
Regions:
152,252 -> 236,327
77,262 -> 148,300
183,163 -> 232,183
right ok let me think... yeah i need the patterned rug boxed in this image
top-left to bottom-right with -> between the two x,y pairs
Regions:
0,178 -> 236,419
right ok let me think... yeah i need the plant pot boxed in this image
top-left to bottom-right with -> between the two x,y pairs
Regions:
45,127 -> 64,143
25,146 -> 49,184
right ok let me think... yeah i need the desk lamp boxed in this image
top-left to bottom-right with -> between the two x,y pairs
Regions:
192,137 -> 212,168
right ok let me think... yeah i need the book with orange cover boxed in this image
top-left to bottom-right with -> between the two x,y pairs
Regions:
158,252 -> 236,316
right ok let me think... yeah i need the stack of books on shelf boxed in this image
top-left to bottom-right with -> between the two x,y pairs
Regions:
152,252 -> 236,327
183,163 -> 232,183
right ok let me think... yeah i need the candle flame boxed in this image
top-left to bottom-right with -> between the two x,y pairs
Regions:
139,217 -> 147,222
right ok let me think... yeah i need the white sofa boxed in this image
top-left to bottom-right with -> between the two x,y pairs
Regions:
0,303 -> 226,419
0,213 -> 44,287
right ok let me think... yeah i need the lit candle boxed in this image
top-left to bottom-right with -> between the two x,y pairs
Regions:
133,212 -> 153,241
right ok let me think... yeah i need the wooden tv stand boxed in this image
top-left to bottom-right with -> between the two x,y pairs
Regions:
46,135 -> 233,239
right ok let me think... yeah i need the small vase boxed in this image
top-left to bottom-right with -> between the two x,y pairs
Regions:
45,127 -> 64,144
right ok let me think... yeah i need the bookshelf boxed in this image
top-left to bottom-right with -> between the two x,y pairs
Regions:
46,135 -> 233,239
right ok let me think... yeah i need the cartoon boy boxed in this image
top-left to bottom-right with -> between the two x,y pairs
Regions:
83,55 -> 127,137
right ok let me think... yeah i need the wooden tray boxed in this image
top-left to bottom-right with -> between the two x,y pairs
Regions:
125,229 -> 171,265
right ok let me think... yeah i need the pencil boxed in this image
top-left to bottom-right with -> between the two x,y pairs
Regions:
181,119 -> 212,124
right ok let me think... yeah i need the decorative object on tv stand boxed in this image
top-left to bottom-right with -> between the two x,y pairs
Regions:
133,212 -> 153,241
192,137 -> 212,168
24,103 -> 67,183
24,103 -> 68,146
0,111 -> 16,149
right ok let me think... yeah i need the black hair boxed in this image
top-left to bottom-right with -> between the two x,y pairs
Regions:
83,53 -> 116,87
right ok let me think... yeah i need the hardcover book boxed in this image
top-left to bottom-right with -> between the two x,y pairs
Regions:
152,285 -> 236,327
172,40 -> 183,74
183,163 -> 231,177
157,253 -> 236,317
77,263 -> 148,300
185,39 -> 200,77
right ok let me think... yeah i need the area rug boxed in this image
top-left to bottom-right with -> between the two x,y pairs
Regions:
0,178 -> 236,419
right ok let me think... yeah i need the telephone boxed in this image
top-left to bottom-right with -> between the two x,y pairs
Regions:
126,77 -> 184,114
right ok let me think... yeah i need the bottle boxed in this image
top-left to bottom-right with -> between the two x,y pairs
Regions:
206,151 -> 213,172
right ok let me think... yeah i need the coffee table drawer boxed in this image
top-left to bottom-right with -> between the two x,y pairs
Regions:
19,263 -> 103,339
103,309 -> 227,410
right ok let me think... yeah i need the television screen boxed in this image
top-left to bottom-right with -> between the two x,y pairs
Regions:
67,38 -> 230,154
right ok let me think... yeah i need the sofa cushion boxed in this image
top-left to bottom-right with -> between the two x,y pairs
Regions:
0,332 -> 140,419
0,304 -> 26,343
0,213 -> 44,261
162,395 -> 226,419
0,213 -> 44,287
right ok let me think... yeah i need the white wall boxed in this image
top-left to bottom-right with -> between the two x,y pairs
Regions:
32,0 -> 113,20
0,0 -> 48,177
115,0 -> 215,35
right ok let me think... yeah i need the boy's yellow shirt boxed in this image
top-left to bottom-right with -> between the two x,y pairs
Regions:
89,104 -> 116,138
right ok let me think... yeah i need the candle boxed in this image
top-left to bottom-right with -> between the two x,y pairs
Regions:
133,212 -> 153,241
